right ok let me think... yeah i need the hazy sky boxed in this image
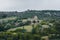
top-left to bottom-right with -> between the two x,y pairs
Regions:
0,0 -> 60,11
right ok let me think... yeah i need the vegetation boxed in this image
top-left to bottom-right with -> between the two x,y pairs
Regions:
0,10 -> 60,40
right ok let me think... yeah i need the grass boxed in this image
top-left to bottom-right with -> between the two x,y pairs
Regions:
8,25 -> 33,32
0,17 -> 17,22
8,23 -> 38,32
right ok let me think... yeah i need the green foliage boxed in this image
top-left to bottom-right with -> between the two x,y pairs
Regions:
0,12 -> 60,40
41,21 -> 48,25
14,28 -> 26,33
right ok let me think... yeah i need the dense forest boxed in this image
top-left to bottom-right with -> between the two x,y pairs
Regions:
0,10 -> 60,19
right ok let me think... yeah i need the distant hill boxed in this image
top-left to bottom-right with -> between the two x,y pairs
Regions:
0,10 -> 60,20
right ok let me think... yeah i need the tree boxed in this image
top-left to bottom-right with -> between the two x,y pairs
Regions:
54,21 -> 60,33
2,14 -> 7,18
33,34 -> 40,40
31,24 -> 36,34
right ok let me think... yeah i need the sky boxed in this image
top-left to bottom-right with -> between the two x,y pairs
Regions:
0,0 -> 60,11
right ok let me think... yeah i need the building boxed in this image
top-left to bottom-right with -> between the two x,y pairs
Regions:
27,16 -> 40,24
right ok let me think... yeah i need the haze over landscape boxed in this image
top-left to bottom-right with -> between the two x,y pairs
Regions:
0,0 -> 60,11
0,0 -> 60,40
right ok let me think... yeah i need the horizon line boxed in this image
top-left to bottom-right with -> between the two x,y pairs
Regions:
0,9 -> 60,12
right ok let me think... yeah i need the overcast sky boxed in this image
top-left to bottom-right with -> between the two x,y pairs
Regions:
0,0 -> 60,11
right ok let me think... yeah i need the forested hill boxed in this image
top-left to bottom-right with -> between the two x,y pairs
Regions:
0,10 -> 60,20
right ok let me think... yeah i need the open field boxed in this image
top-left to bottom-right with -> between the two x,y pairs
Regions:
8,25 -> 33,32
0,17 -> 17,22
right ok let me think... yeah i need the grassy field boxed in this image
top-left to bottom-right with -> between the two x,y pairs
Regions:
8,25 -> 33,32
0,17 -> 17,22
8,23 -> 38,32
